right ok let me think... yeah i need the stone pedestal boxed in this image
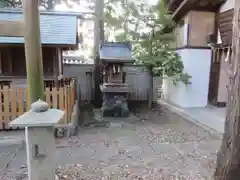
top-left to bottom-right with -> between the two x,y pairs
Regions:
25,127 -> 56,180
102,92 -> 129,117
9,99 -> 65,180
100,84 -> 130,117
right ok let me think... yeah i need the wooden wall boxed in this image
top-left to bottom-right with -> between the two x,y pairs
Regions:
0,46 -> 57,77
219,9 -> 233,45
174,10 -> 215,48
124,65 -> 151,101
63,64 -> 93,101
217,49 -> 229,103
63,64 -> 161,102
188,11 -> 215,47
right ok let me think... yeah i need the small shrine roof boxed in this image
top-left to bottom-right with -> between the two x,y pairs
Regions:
99,42 -> 134,63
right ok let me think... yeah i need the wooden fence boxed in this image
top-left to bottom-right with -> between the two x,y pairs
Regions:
0,79 -> 76,130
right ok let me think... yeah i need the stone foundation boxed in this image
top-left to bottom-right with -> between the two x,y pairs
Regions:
101,92 -> 129,117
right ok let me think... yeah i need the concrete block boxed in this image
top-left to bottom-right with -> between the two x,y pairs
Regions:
8,99 -> 65,180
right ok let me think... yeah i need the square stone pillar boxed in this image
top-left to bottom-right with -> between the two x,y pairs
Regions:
9,99 -> 65,180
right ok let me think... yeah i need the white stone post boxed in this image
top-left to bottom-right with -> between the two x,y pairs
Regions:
9,99 -> 65,180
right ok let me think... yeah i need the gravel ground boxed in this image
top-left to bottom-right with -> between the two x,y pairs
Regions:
0,108 -> 221,180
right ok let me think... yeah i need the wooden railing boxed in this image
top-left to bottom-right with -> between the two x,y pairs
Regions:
0,79 -> 76,130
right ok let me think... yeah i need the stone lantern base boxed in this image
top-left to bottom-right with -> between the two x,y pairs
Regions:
101,92 -> 129,117
100,83 -> 130,117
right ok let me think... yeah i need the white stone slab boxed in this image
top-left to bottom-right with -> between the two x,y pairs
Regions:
9,109 -> 65,128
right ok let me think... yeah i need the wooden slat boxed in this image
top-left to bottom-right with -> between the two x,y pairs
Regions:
11,88 -> 17,120
70,85 -> 74,110
219,9 -> 234,19
220,25 -> 233,34
26,89 -> 31,111
3,86 -> 9,124
0,20 -> 24,37
221,31 -> 232,40
215,49 -> 220,63
64,87 -> 69,124
222,36 -> 232,45
18,88 -> 24,116
219,16 -> 234,25
67,87 -> 72,123
0,89 -> 2,130
45,88 -> 51,107
52,87 -> 58,108
0,79 -> 77,130
59,88 -> 64,110
220,21 -> 233,28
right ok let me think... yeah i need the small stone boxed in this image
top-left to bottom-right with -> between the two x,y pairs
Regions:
20,164 -> 27,169
55,128 -> 65,138
118,148 -> 125,155
31,99 -> 49,112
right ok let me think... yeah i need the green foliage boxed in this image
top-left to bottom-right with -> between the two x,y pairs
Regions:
104,0 -> 191,85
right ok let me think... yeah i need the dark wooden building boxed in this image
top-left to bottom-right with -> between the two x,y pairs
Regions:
0,8 -> 81,88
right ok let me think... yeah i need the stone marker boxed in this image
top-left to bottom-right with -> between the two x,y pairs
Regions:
9,99 -> 65,180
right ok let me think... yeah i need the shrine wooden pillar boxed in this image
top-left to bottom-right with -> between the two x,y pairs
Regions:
0,51 -> 2,74
7,49 -> 12,75
53,48 -> 59,86
57,48 -> 63,77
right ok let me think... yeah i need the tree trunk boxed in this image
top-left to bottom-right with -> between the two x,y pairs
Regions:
148,72 -> 154,108
148,29 -> 154,108
93,0 -> 104,107
22,0 -> 45,103
214,1 -> 240,179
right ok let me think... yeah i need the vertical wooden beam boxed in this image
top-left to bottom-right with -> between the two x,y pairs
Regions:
93,0 -> 104,107
22,0 -> 45,103
57,48 -> 62,76
8,49 -> 12,75
0,51 -> 2,74
53,48 -> 59,86
186,23 -> 190,46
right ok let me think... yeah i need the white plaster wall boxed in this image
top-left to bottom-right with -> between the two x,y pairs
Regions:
220,0 -> 234,13
162,49 -> 212,108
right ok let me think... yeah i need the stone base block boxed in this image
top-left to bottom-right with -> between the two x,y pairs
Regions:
101,92 -> 130,117
101,102 -> 129,117
94,109 -> 140,123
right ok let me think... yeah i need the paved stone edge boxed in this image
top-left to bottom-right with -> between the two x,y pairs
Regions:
158,100 -> 223,139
